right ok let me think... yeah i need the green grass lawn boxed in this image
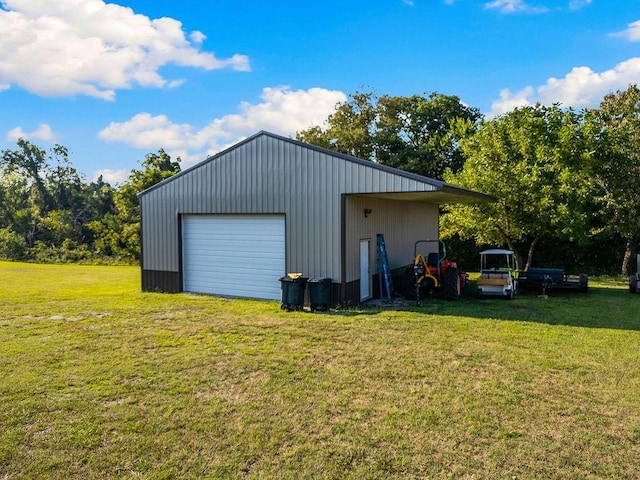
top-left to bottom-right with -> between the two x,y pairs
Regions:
1,262 -> 639,479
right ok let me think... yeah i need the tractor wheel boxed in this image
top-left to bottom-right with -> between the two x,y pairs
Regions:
444,267 -> 460,301
404,267 -> 417,299
416,277 -> 436,305
579,273 -> 588,293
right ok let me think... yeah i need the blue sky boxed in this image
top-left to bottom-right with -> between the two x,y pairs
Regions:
1,0 -> 639,183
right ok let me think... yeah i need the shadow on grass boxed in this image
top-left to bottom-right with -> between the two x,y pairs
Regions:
329,282 -> 640,332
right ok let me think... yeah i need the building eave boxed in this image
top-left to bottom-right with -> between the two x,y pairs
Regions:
350,185 -> 496,204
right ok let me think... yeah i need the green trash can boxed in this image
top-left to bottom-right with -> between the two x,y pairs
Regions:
280,275 -> 307,311
308,277 -> 332,312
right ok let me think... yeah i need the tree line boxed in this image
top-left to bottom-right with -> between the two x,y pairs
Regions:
298,85 -> 640,275
0,142 -> 180,264
2,85 -> 639,274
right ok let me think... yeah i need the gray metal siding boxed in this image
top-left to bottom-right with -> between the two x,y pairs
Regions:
142,135 -> 341,278
140,133 -> 441,283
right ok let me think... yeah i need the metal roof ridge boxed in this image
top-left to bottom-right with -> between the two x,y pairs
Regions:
257,130 -> 446,189
137,130 -> 494,201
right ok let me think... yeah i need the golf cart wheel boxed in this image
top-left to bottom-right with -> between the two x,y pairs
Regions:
505,289 -> 514,300
444,267 -> 460,301
579,273 -> 588,293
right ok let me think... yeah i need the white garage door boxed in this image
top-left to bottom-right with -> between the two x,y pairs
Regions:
182,215 -> 285,300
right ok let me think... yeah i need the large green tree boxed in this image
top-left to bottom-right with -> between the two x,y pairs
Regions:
441,104 -> 592,271
90,149 -> 181,259
0,171 -> 32,256
1,138 -> 52,216
297,91 -> 377,160
374,93 -> 482,178
297,91 -> 482,178
589,84 -> 640,274
42,144 -> 91,247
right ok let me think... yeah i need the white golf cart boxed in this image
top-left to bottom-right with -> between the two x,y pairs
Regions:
476,249 -> 517,299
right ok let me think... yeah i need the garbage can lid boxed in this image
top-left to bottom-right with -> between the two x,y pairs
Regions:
309,277 -> 332,283
280,274 -> 308,282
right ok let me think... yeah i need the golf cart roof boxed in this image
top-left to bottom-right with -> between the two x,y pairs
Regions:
480,249 -> 514,255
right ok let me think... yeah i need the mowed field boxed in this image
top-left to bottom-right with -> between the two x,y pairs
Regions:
1,262 -> 639,479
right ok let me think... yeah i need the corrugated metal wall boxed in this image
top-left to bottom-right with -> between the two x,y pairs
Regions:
344,196 -> 438,282
140,133 -> 440,284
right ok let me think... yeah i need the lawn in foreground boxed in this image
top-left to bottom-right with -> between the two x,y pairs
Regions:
1,262 -> 639,479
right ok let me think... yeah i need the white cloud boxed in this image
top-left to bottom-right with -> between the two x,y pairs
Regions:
0,0 -> 250,100
489,58 -> 640,117
489,87 -> 534,117
98,86 -> 347,168
189,31 -> 206,44
6,123 -> 55,142
99,113 -> 201,151
612,20 -> 640,42
569,0 -> 592,10
92,168 -> 129,184
484,0 -> 549,14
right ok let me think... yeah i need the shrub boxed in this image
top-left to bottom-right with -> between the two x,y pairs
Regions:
0,228 -> 26,260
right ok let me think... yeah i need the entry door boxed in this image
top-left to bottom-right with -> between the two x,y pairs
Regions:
360,239 -> 371,301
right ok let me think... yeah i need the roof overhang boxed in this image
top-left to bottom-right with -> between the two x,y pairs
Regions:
480,249 -> 514,255
350,184 -> 496,205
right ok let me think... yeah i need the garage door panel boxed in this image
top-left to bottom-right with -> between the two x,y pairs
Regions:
184,253 -> 285,269
185,242 -> 284,254
182,215 -> 285,300
187,231 -> 283,240
185,263 -> 285,278
185,238 -> 283,249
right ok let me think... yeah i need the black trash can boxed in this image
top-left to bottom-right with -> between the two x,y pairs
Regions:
280,275 -> 307,311
308,277 -> 332,312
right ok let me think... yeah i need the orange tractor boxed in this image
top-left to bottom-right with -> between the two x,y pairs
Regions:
413,240 -> 468,305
